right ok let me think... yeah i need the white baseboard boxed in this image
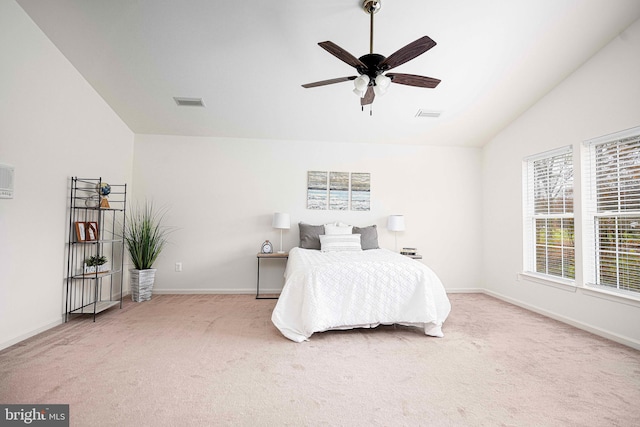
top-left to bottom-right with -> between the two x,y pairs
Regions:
152,288 -> 279,295
482,289 -> 640,351
445,288 -> 484,294
0,317 -> 63,352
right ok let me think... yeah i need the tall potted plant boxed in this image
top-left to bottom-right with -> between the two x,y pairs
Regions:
124,202 -> 170,302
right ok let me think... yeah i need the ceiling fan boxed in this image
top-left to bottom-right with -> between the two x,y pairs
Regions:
302,0 -> 441,113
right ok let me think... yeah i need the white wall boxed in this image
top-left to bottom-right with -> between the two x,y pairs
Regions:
6,0 -> 637,352
0,1 -> 134,350
482,18 -> 640,348
132,135 -> 483,294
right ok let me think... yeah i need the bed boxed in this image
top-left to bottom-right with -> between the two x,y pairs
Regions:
271,241 -> 451,342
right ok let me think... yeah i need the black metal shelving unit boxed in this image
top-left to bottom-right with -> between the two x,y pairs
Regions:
65,177 -> 127,321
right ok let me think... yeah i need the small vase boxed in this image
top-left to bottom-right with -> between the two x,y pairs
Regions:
130,269 -> 156,302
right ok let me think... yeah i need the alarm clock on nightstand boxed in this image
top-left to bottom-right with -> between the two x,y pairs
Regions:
261,240 -> 273,254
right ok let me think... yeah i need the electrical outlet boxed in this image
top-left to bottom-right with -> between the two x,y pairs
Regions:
175,262 -> 182,272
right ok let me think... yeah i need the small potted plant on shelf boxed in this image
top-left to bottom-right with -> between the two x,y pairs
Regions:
84,255 -> 108,275
124,201 -> 171,302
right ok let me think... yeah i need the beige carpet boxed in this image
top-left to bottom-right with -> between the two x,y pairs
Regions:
1,293 -> 639,426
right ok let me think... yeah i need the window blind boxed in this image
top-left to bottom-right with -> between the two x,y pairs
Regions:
524,146 -> 574,280
585,130 -> 640,293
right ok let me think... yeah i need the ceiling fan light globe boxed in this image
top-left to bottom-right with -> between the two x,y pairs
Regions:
353,88 -> 365,98
353,75 -> 370,91
373,85 -> 386,97
375,74 -> 391,90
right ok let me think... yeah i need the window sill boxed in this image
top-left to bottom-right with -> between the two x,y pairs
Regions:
520,273 -> 640,307
519,272 -> 577,292
581,285 -> 640,308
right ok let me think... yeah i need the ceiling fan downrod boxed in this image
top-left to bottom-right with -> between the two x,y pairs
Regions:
363,0 -> 381,55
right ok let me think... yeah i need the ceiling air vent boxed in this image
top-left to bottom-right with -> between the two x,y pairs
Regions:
415,109 -> 442,118
173,97 -> 206,107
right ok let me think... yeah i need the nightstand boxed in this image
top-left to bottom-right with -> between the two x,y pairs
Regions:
256,252 -> 288,299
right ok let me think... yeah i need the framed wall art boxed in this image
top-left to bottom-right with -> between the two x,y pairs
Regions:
350,172 -> 370,211
306,171 -> 371,211
329,172 -> 349,210
307,171 -> 328,210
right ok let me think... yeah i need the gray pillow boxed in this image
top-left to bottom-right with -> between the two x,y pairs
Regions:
352,225 -> 379,250
299,223 -> 325,250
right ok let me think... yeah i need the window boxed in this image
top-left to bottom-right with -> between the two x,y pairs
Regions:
524,147 -> 574,280
584,127 -> 640,295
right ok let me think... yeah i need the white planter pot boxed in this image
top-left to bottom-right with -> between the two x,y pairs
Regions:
130,268 -> 156,302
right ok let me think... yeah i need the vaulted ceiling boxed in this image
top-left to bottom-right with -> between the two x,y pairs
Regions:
16,0 -> 640,146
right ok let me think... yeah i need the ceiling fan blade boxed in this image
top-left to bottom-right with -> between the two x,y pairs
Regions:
318,41 -> 367,69
380,36 -> 437,70
302,76 -> 357,88
361,86 -> 375,106
388,73 -> 441,88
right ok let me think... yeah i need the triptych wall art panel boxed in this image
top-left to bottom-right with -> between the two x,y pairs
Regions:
307,171 -> 370,211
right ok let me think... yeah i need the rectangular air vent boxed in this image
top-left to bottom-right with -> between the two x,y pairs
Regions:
173,97 -> 206,107
0,163 -> 15,199
415,109 -> 442,118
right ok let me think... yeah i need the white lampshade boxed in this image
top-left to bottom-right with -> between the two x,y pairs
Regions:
273,212 -> 290,254
387,215 -> 405,232
272,212 -> 290,230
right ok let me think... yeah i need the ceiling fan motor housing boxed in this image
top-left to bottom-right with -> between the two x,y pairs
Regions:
357,53 -> 388,83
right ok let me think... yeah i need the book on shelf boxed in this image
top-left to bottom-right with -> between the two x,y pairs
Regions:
401,247 -> 417,255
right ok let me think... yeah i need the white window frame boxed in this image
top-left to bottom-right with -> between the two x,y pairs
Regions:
523,146 -> 575,284
583,126 -> 640,298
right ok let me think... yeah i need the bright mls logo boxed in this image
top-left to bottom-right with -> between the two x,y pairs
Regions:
1,405 -> 69,426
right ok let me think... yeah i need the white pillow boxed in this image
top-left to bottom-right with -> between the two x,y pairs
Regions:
324,223 -> 353,235
320,234 -> 362,252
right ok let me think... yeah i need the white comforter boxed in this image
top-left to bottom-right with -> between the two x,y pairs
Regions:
271,247 -> 451,342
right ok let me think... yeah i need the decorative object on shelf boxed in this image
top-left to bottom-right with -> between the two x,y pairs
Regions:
387,214 -> 405,252
124,201 -> 171,302
272,213 -> 290,254
97,182 -> 111,208
400,247 -> 417,256
75,221 -> 99,241
261,240 -> 274,254
74,221 -> 87,242
85,221 -> 99,241
84,255 -> 109,275
85,194 -> 99,208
